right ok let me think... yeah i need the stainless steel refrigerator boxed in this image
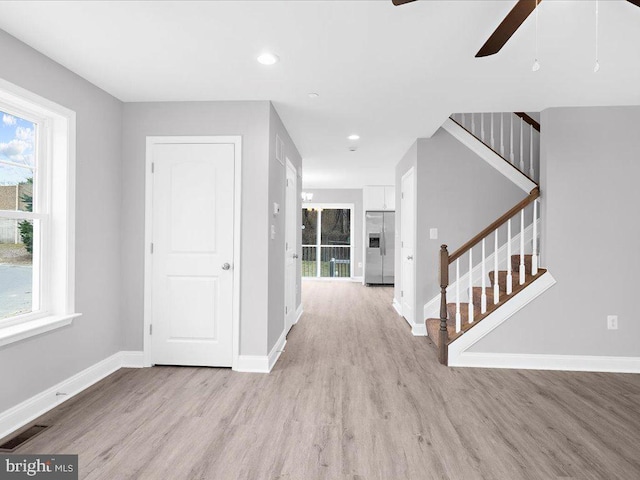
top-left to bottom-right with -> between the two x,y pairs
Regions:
365,211 -> 395,285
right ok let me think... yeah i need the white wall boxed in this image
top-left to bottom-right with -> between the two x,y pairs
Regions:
121,101 -> 273,356
302,188 -> 363,278
0,30 -> 123,412
471,106 -> 640,357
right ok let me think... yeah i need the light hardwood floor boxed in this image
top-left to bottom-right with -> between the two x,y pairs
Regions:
12,280 -> 640,479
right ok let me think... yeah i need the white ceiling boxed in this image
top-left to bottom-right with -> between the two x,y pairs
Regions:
0,0 -> 638,188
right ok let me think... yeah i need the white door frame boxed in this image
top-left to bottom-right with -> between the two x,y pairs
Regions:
284,158 -> 297,332
400,167 -> 416,323
301,202 -> 355,279
143,136 -> 242,369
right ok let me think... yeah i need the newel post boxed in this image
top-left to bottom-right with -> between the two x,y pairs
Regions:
439,245 -> 449,365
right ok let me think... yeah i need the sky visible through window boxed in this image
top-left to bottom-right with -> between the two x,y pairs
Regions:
0,110 -> 36,186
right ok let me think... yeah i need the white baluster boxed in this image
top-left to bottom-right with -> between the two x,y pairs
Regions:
481,238 -> 487,313
481,113 -> 485,142
471,113 -> 476,135
519,119 -> 525,172
490,113 -> 495,148
500,113 -> 505,157
494,229 -> 500,304
506,219 -> 513,294
520,209 -> 526,285
456,259 -> 461,333
509,115 -> 515,164
529,124 -> 535,179
532,200 -> 538,276
468,248 -> 474,323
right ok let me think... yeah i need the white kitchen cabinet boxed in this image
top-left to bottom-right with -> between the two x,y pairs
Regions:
363,185 -> 395,211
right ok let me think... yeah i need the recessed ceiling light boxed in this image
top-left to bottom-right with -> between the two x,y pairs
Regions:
257,53 -> 279,65
348,134 -> 360,141
308,93 -> 319,98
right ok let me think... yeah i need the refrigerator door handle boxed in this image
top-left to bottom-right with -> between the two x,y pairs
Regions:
380,229 -> 385,256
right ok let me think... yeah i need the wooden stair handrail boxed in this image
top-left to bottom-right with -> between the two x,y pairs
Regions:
448,187 -> 540,264
514,112 -> 540,132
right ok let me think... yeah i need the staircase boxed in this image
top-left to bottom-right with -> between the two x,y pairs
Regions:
426,112 -> 550,366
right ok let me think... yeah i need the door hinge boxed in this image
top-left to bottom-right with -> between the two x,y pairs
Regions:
150,243 -> 154,254
401,192 -> 404,199
285,306 -> 288,314
151,162 -> 155,173
401,290 -> 404,297
149,324 -> 153,335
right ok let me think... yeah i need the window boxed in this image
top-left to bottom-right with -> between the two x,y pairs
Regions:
0,110 -> 38,320
302,205 -> 352,278
0,79 -> 78,347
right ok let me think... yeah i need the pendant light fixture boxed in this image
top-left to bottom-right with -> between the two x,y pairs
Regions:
594,0 -> 601,72
532,0 -> 540,71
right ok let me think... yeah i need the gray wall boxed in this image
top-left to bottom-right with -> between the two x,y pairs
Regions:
472,106 -> 640,357
0,30 -> 123,411
395,129 -> 524,324
303,188 -> 363,278
267,104 -> 303,352
121,101 -> 273,356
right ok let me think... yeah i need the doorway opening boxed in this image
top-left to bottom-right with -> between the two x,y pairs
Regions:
301,203 -> 354,279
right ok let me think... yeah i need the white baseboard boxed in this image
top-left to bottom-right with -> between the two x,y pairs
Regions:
268,329 -> 287,372
295,304 -> 303,324
392,298 -> 402,316
411,323 -> 427,336
451,352 -> 640,373
120,350 -> 145,368
235,329 -> 287,374
0,350 -> 143,441
350,276 -> 363,283
393,299 -> 427,337
234,355 -> 269,373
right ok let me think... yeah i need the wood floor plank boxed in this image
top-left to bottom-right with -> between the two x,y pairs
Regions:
10,280 -> 640,479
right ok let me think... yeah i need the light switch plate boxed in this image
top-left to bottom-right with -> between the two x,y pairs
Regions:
430,228 -> 438,240
271,225 -> 276,240
607,315 -> 618,330
273,202 -> 280,216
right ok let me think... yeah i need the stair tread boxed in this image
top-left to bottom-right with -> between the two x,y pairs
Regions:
425,268 -> 547,349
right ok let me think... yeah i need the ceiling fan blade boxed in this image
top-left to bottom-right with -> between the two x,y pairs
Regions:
392,0 -> 418,6
476,0 -> 541,58
627,0 -> 640,8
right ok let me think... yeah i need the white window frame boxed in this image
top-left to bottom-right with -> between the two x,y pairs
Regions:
301,202 -> 354,279
0,78 -> 80,347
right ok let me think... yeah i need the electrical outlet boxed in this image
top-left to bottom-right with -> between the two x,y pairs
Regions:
607,315 -> 618,330
357,262 -> 362,268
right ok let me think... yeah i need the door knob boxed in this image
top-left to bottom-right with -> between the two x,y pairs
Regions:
407,255 -> 413,260
222,263 -> 231,270
293,254 -> 299,259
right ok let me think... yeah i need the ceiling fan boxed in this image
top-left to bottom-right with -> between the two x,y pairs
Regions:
392,0 -> 640,58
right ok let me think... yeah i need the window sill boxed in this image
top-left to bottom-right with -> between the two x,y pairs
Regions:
0,313 -> 81,348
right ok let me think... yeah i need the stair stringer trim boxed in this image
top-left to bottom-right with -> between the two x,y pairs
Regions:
447,271 -> 556,367
442,118 -> 537,194
423,219 -> 538,320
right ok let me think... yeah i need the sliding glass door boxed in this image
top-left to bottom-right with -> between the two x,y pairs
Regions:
302,206 -> 352,278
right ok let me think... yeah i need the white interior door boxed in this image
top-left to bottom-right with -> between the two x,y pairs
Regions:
151,142 -> 235,366
284,160 -> 297,333
401,168 -> 415,324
